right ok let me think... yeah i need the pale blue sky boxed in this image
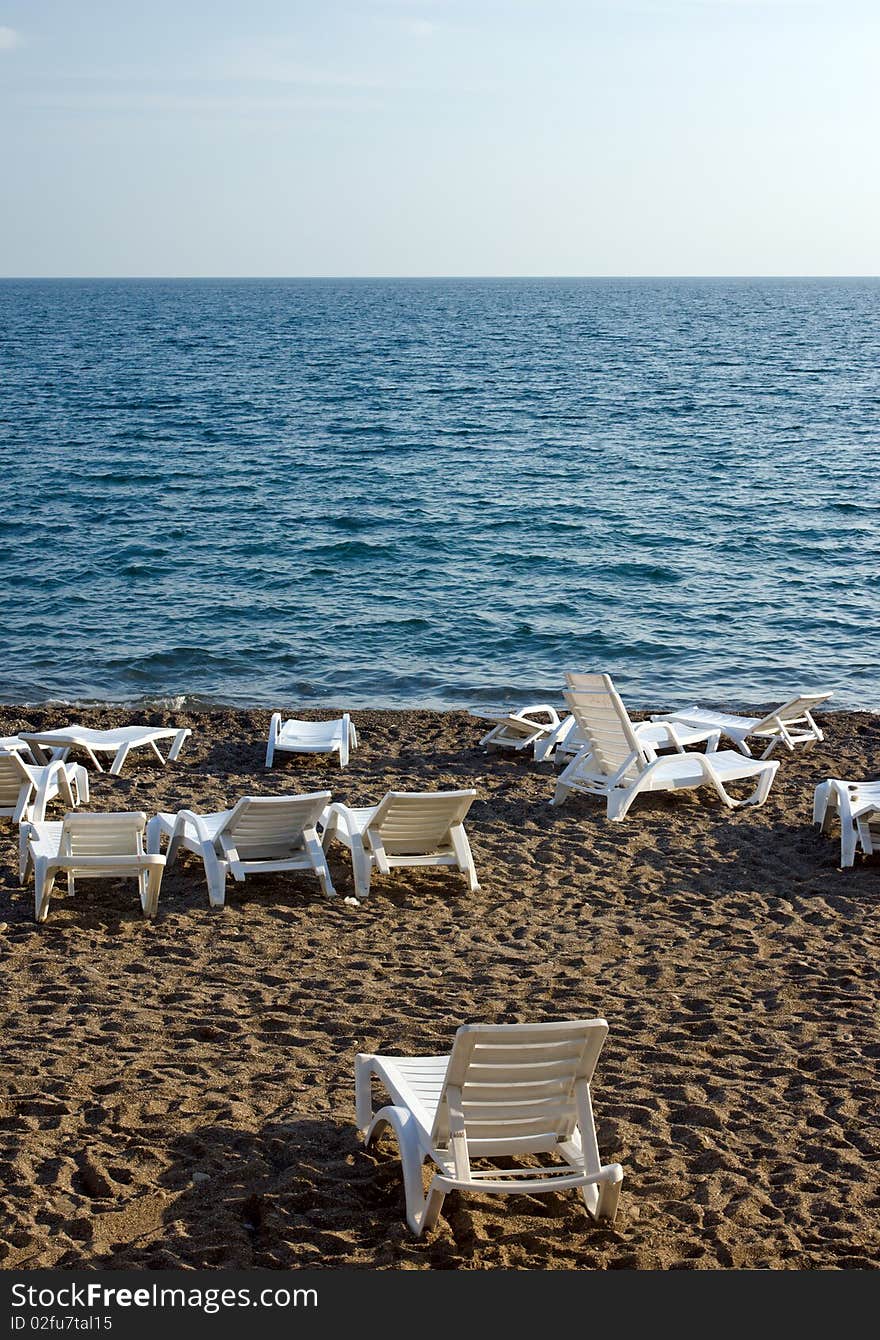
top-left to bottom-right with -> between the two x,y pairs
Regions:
2,0 -> 878,276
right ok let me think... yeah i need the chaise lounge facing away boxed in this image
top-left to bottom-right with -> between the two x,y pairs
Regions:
147,792 -> 335,907
20,811 -> 166,923
0,747 -> 89,825
813,777 -> 880,868
320,789 -> 479,901
551,673 -> 779,820
355,1018 -> 623,1237
470,705 -> 564,760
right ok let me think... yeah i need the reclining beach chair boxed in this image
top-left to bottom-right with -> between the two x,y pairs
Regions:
20,811 -> 166,923
470,705 -> 564,760
551,674 -> 779,820
813,777 -> 880,868
147,792 -> 334,907
265,713 -> 357,768
355,1018 -> 623,1236
0,747 -> 89,824
19,724 -> 192,775
320,790 -> 478,901
650,691 -> 832,759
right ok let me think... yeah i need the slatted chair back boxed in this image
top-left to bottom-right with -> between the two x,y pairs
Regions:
563,674 -> 649,781
752,693 -> 831,732
60,811 -> 147,867
370,790 -> 476,856
431,1019 -> 609,1160
0,748 -> 30,810
223,793 -> 331,857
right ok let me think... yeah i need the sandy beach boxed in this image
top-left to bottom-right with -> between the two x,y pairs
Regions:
0,703 -> 877,1270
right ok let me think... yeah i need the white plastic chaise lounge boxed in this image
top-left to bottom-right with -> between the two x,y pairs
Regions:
19,724 -> 192,776
265,713 -> 357,768
0,746 -> 89,825
20,811 -> 166,923
650,692 -> 833,760
147,792 -> 334,907
320,790 -> 479,902
470,705 -> 565,761
355,1018 -> 623,1237
551,674 -> 779,820
813,778 -> 880,868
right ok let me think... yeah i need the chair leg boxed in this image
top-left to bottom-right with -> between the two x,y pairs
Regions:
813,781 -> 833,830
167,729 -> 190,762
354,1053 -> 376,1134
450,824 -> 480,892
840,821 -> 859,868
201,848 -> 228,908
349,840 -> 372,901
109,743 -> 132,775
738,764 -> 778,808
34,860 -> 54,923
365,1106 -> 438,1237
19,826 -> 32,884
304,831 -> 336,898
606,786 -> 637,822
142,864 -> 163,917
265,717 -> 278,768
582,1169 -> 623,1224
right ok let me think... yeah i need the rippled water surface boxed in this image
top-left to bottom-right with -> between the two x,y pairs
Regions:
1,278 -> 877,709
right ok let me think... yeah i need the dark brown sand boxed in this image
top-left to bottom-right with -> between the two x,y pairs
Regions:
0,704 -> 877,1270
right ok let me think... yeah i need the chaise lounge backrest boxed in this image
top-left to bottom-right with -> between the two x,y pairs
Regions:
369,790 -> 476,855
431,1019 -> 609,1156
563,674 -> 649,782
0,749 -> 31,811
751,693 -> 831,732
59,811 -> 147,866
221,793 -> 331,856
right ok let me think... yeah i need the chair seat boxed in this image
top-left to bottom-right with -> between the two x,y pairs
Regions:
642,748 -> 772,791
662,708 -> 759,733
365,1055 -> 450,1137
277,721 -> 345,748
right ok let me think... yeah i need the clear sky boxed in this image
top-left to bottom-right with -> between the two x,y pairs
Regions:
2,0 -> 878,276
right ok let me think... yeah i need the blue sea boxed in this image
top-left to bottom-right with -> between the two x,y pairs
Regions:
1,278 -> 877,711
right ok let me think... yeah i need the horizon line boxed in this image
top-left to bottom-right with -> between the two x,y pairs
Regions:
2,273 -> 879,282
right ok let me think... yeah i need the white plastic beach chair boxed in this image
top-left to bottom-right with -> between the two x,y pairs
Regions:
147,792 -> 334,907
650,692 -> 832,759
355,1018 -> 623,1237
0,747 -> 89,824
470,705 -> 564,759
551,674 -> 779,820
320,790 -> 479,902
813,777 -> 880,868
19,724 -> 192,776
20,811 -> 166,923
265,713 -> 357,768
